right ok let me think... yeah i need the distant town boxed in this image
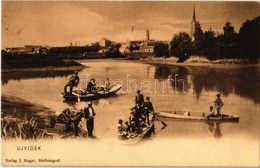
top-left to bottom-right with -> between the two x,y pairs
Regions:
2,7 -> 259,66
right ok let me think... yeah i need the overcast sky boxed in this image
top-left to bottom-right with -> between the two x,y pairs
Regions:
2,1 -> 259,48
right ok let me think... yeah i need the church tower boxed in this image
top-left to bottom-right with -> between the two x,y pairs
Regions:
146,29 -> 150,41
190,7 -> 196,40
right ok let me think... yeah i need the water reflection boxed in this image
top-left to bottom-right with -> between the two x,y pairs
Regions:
154,66 -> 190,93
205,121 -> 223,139
1,68 -> 83,85
154,65 -> 260,104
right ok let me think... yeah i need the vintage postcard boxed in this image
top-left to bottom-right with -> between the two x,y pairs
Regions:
1,1 -> 259,167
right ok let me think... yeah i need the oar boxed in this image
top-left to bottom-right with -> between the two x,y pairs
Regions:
153,112 -> 167,126
77,88 -> 81,102
155,116 -> 167,127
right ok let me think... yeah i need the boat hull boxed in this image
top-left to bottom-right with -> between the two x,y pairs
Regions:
61,84 -> 122,101
157,110 -> 239,122
122,122 -> 155,145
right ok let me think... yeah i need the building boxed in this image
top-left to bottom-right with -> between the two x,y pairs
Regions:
140,40 -> 155,52
99,38 -> 116,48
139,29 -> 155,52
6,45 -> 50,54
119,43 -> 130,53
24,45 -> 50,54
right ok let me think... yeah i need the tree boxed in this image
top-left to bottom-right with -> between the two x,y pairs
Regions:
154,42 -> 169,57
239,16 -> 260,60
104,43 -> 121,57
170,32 -> 192,62
223,22 -> 238,43
223,22 -> 235,36
211,22 -> 239,59
194,22 -> 204,47
202,29 -> 216,49
89,42 -> 100,52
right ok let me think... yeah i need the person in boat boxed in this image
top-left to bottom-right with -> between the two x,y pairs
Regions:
64,71 -> 80,96
124,121 -> 130,133
118,119 -> 124,137
214,93 -> 224,117
104,78 -> 111,92
135,90 -> 144,107
86,79 -> 98,94
84,102 -> 96,138
144,96 -> 154,125
134,104 -> 144,126
207,106 -> 215,118
118,119 -> 129,140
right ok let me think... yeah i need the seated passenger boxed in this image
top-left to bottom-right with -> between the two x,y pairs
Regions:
85,79 -> 98,94
104,78 -> 111,92
207,106 -> 215,118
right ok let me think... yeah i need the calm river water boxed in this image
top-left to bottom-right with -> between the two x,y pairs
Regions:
2,59 -> 259,166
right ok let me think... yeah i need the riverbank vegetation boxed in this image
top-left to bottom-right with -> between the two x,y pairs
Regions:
164,16 -> 259,62
1,95 -> 56,140
1,51 -> 83,69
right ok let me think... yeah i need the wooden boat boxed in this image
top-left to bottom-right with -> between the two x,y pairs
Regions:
157,110 -> 239,122
120,121 -> 155,145
60,84 -> 122,101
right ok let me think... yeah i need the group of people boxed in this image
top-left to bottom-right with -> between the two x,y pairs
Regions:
64,71 -> 111,95
118,90 -> 155,140
53,102 -> 96,138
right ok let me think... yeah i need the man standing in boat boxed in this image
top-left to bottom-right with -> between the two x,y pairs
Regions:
64,71 -> 80,96
135,90 -> 144,107
84,102 -> 96,138
214,93 -> 224,117
144,96 -> 154,125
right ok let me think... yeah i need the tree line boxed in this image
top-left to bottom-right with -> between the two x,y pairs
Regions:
154,16 -> 259,62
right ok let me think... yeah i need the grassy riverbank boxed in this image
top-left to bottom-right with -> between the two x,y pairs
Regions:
1,95 -> 55,129
137,56 -> 259,67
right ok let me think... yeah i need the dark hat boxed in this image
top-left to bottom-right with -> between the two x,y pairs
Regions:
118,119 -> 123,123
216,93 -> 221,97
125,121 -> 128,124
209,106 -> 213,110
137,90 -> 140,93
146,96 -> 150,100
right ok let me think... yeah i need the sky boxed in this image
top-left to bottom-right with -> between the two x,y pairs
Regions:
2,1 -> 260,48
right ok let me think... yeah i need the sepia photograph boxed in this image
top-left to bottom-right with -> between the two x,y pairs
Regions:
1,1 -> 259,167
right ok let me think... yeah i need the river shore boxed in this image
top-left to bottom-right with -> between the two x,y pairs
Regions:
2,65 -> 85,73
1,95 -> 55,128
138,56 -> 260,68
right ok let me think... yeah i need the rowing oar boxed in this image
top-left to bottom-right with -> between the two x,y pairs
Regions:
153,112 -> 167,127
77,88 -> 81,103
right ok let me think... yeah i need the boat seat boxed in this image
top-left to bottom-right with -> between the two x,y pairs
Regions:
184,111 -> 190,116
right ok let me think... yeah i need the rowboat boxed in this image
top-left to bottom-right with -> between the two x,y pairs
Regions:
156,110 -> 239,122
121,122 -> 155,145
60,84 -> 122,101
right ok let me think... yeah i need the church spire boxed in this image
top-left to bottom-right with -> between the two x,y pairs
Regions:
190,7 -> 197,40
146,29 -> 150,41
192,7 -> 196,22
